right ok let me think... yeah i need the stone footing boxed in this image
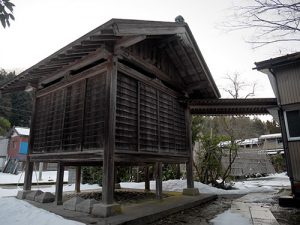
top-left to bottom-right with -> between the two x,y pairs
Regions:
92,203 -> 122,217
63,197 -> 84,211
16,190 -> 32,200
26,190 -> 44,201
76,199 -> 99,213
182,188 -> 200,196
35,192 -> 55,203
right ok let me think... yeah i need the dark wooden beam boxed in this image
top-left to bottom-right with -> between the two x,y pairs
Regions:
155,162 -> 162,199
102,55 -> 118,205
114,35 -> 146,53
145,165 -> 150,191
89,35 -> 120,41
119,52 -> 185,91
185,106 -> 194,189
23,160 -> 33,191
40,47 -> 110,86
75,166 -> 81,193
55,163 -> 64,205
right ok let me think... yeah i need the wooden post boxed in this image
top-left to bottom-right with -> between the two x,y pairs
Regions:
23,91 -> 37,191
55,163 -> 64,205
75,166 -> 81,193
145,165 -> 150,191
176,164 -> 181,179
185,107 -> 194,189
23,160 -> 33,191
155,162 -> 162,199
102,55 -> 117,205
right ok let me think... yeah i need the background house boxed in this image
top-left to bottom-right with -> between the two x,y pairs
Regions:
7,126 -> 30,162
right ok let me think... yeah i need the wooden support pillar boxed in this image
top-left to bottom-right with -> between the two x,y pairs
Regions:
144,165 -> 150,191
155,162 -> 162,199
23,91 -> 36,191
176,164 -> 181,179
186,160 -> 194,188
185,107 -> 194,189
55,163 -> 64,205
102,54 -> 117,205
23,159 -> 33,191
75,166 -> 81,193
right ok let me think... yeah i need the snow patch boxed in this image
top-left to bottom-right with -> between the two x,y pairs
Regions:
210,209 -> 252,225
121,172 -> 290,195
0,197 -> 84,225
0,171 -> 69,185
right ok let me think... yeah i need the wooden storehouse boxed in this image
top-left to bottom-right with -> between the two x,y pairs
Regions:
256,53 -> 300,201
0,18 -> 221,216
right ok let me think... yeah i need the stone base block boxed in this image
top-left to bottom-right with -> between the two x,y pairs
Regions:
182,188 -> 200,196
16,190 -> 32,200
63,197 -> 84,211
35,192 -> 55,203
26,190 -> 44,201
76,199 -> 99,213
279,196 -> 300,208
92,203 -> 122,217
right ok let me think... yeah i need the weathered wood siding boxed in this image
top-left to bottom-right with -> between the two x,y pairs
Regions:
33,72 -> 106,153
115,72 -> 187,154
275,64 -> 300,105
288,141 -> 300,180
127,40 -> 182,82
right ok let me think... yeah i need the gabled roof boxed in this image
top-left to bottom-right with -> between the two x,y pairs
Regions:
0,18 -> 220,98
255,52 -> 300,71
7,126 -> 30,137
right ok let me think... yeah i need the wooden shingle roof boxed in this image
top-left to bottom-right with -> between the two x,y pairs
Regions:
0,19 -> 220,98
189,98 -> 278,115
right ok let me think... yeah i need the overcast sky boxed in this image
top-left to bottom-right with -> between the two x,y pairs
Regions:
1,0 -> 299,98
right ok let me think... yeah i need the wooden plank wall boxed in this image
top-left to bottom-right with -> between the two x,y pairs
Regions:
288,141 -> 300,181
33,72 -> 106,153
115,72 -> 187,155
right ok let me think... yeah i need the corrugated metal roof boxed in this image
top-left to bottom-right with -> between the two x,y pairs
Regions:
189,98 -> 278,115
15,127 -> 30,136
259,133 -> 281,139
255,52 -> 300,70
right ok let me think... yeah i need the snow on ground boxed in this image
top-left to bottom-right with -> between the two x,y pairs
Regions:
0,183 -> 101,198
0,172 -> 290,225
0,171 -> 69,184
210,209 -> 252,225
0,197 -> 84,225
121,172 -> 290,195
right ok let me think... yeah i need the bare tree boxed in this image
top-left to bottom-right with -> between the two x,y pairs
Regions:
220,73 -> 257,185
223,73 -> 256,99
227,0 -> 300,47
